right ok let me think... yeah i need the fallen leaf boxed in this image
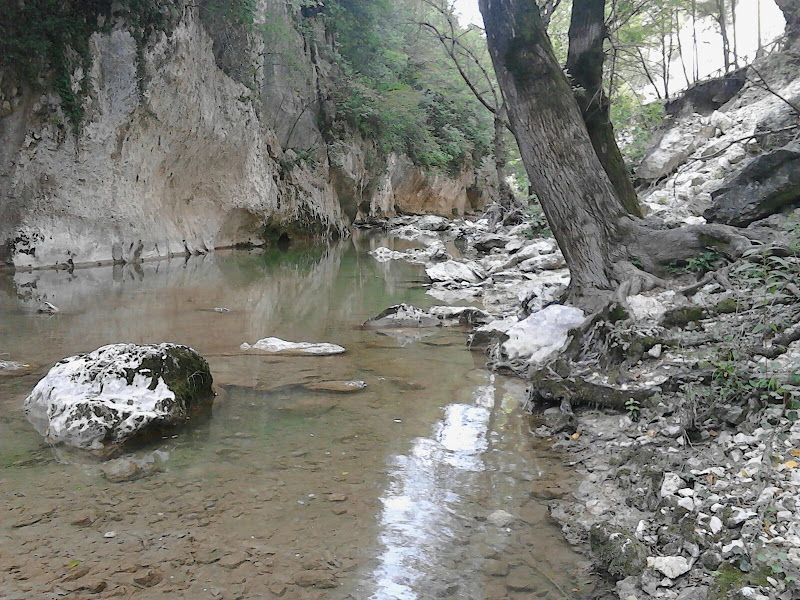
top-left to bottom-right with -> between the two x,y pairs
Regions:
571,433 -> 580,440
67,560 -> 81,569
790,449 -> 800,457
341,472 -> 349,475
784,460 -> 798,470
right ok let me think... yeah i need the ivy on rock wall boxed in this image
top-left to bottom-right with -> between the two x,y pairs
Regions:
0,0 -> 183,132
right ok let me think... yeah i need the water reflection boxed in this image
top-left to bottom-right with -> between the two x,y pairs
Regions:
370,376 -> 498,599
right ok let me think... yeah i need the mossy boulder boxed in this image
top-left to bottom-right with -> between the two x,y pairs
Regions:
24,343 -> 213,450
662,306 -> 708,327
589,523 -> 649,580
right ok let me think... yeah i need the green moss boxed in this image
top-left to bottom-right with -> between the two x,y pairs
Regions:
662,306 -> 708,327
589,523 -> 648,580
710,564 -> 770,600
714,297 -> 740,314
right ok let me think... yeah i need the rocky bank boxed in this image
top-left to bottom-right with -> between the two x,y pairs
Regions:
361,48 -> 800,600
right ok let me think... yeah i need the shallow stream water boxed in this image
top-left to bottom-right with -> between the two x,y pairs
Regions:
0,233 -> 599,599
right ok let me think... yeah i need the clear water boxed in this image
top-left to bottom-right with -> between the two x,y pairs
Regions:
0,233 -> 598,599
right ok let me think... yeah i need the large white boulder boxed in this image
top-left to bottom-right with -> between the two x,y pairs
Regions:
426,260 -> 486,284
24,344 -> 213,450
502,305 -> 585,365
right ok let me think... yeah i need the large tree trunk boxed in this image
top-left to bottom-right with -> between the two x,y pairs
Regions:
477,0 -> 760,310
478,0 -> 625,304
776,0 -> 800,44
566,0 -> 641,217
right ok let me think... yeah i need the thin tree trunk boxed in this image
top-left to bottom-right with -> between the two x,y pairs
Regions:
692,0 -> 699,82
757,0 -> 763,57
478,0 -> 626,303
731,0 -> 738,68
566,0 -> 641,216
493,104 -> 515,207
716,0 -> 731,73
676,8 -> 691,89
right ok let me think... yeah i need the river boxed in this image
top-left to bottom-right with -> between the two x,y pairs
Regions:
0,233 -> 599,599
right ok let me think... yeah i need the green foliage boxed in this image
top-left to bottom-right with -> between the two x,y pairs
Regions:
521,201 -> 552,238
667,249 -> 724,275
322,0 -> 493,173
625,397 -> 641,420
611,95 -> 665,166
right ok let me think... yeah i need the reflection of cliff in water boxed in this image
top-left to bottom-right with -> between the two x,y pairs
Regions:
0,235 -> 430,369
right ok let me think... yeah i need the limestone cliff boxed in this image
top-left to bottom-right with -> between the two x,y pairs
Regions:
0,2 -> 491,271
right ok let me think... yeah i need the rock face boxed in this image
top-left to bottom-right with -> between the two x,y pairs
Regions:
635,124 -> 713,181
705,144 -> 800,226
23,344 -> 213,449
0,4 -> 490,271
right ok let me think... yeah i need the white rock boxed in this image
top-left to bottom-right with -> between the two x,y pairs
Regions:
660,473 -> 685,498
487,509 -> 516,527
647,556 -> 691,579
23,343 -> 211,450
501,305 -> 585,365
240,338 -> 345,355
426,260 -> 485,284
518,252 -> 566,272
677,497 -> 695,511
627,291 -> 679,323
710,111 -> 735,133
709,516 -> 723,534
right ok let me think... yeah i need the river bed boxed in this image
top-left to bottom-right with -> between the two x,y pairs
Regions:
0,233 -> 600,599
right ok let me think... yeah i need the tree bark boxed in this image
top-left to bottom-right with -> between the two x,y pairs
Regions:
776,0 -> 800,44
566,0 -> 641,217
478,0 -> 625,304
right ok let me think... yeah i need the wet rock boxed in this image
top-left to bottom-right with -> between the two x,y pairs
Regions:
505,566 -> 536,591
102,457 -> 160,483
483,559 -> 509,576
293,570 -> 337,588
363,304 -> 439,328
240,337 -> 345,355
62,566 -> 91,582
23,343 -> 213,450
705,144 -> 800,226
426,260 -> 485,284
590,523 -> 648,579
428,306 -> 490,327
218,551 -> 249,569
648,555 -> 691,579
0,359 -> 31,377
37,301 -> 59,314
306,380 -> 367,393
132,569 -> 163,587
487,509 -> 516,527
502,305 -> 585,365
